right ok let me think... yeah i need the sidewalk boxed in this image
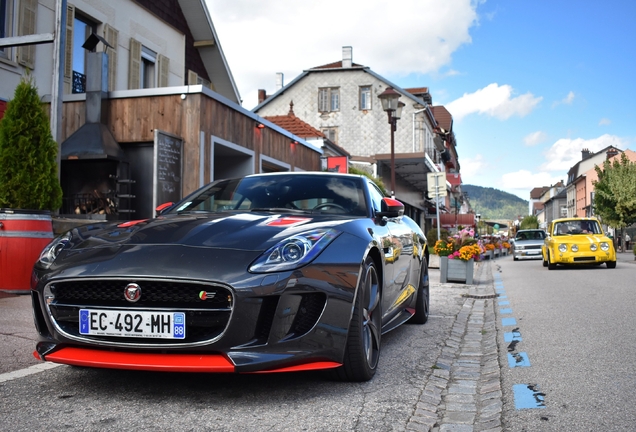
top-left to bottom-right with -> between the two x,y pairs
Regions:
408,258 -> 502,432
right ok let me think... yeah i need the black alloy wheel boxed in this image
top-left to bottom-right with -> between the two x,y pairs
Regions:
335,256 -> 382,382
547,251 -> 557,270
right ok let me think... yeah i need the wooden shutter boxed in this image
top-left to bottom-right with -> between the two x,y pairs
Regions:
157,54 -> 169,87
187,69 -> 198,85
104,24 -> 118,91
318,89 -> 327,112
128,38 -> 141,89
17,0 -> 37,68
63,4 -> 74,93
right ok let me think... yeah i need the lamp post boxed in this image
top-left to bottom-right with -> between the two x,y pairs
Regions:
378,87 -> 404,198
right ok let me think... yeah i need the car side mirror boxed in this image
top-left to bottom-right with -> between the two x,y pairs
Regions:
155,202 -> 174,216
376,197 -> 404,219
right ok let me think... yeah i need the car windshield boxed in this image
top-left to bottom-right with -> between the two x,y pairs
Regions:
516,231 -> 545,241
553,220 -> 601,235
169,174 -> 368,217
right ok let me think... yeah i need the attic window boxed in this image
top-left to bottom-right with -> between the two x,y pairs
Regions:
321,127 -> 338,143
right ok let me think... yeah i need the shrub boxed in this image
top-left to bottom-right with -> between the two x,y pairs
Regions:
0,74 -> 62,210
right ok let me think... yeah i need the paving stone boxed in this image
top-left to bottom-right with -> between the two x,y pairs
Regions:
442,411 -> 476,424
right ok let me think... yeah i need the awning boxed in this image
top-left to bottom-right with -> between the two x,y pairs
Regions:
434,213 -> 475,228
374,152 -> 436,192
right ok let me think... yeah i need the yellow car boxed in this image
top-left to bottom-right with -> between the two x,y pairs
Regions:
542,217 -> 616,269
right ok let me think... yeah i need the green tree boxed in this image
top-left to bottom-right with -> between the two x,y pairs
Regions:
593,152 -> 636,228
0,74 -> 62,211
520,215 -> 539,229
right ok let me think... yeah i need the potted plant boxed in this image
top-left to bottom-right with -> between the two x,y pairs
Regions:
439,228 -> 480,284
0,74 -> 62,293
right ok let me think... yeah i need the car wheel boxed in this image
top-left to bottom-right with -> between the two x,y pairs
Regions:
606,261 -> 617,269
513,256 -> 518,261
335,256 -> 382,382
409,260 -> 429,324
542,253 -> 548,267
547,251 -> 556,270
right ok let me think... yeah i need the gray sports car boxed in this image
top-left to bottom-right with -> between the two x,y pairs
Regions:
31,172 -> 430,382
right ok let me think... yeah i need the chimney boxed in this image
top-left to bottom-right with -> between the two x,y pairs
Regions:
258,89 -> 267,104
60,51 -> 125,160
342,46 -> 352,68
275,72 -> 284,90
606,147 -> 619,160
581,148 -> 591,160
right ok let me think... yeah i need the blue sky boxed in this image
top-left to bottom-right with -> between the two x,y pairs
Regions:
205,0 -> 635,201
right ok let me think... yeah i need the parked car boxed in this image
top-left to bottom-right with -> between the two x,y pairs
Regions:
31,172 -> 430,382
542,217 -> 616,269
512,229 -> 546,260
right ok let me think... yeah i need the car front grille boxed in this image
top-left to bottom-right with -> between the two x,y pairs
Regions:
524,245 -> 542,250
46,279 -> 233,346
573,256 -> 596,262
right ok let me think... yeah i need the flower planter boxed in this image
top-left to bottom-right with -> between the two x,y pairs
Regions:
0,209 -> 54,294
494,249 -> 500,258
485,250 -> 493,260
440,257 -> 474,284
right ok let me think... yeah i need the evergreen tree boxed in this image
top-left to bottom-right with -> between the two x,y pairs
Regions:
0,74 -> 62,211
520,215 -> 539,229
593,153 -> 636,228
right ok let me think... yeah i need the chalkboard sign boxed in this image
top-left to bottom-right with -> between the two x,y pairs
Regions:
153,130 -> 183,210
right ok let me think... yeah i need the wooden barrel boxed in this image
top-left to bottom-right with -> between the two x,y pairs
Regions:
0,209 -> 54,294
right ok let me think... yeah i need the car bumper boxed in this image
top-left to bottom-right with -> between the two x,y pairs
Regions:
513,250 -> 543,260
550,251 -> 615,264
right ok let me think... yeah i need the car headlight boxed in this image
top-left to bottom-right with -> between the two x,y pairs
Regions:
515,245 -> 524,250
558,244 -> 567,253
600,242 -> 609,251
590,243 -> 598,251
37,232 -> 72,269
249,228 -> 341,273
571,244 -> 579,252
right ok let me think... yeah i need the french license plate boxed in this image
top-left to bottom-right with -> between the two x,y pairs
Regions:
79,309 -> 185,339
524,251 -> 539,255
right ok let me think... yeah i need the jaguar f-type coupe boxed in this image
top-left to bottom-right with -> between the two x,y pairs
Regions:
32,172 -> 429,381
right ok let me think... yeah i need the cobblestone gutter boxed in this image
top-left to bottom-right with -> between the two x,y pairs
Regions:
407,260 -> 503,432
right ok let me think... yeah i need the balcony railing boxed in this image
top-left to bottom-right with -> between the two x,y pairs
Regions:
72,70 -> 86,94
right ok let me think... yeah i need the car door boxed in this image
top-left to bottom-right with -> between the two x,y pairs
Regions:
366,182 -> 414,323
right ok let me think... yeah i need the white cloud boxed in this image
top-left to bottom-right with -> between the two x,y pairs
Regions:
524,131 -> 547,146
599,118 -> 611,126
205,0 -> 479,108
445,83 -> 542,121
539,134 -> 629,172
501,170 -> 564,191
552,91 -> 575,108
458,154 -> 486,180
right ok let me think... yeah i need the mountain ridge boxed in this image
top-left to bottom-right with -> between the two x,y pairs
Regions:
462,184 -> 529,220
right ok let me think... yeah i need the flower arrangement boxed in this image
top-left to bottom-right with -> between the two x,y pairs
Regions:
434,227 -> 482,261
434,239 -> 455,257
502,241 -> 511,249
485,243 -> 495,251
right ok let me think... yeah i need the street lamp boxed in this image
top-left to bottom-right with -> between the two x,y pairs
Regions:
378,87 -> 404,198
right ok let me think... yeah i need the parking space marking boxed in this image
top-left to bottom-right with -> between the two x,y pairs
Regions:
502,317 -> 517,326
507,352 -> 531,368
513,384 -> 546,409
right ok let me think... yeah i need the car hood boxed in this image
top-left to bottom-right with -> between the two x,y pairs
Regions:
66,212 -> 355,251
551,233 -> 611,243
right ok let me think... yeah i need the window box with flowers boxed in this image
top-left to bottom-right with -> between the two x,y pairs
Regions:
436,228 -> 481,284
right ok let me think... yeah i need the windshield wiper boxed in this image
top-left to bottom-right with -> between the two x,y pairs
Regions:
249,208 -> 312,214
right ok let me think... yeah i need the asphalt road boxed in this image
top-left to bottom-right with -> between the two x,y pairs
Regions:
0,270 -> 470,431
495,253 -> 636,431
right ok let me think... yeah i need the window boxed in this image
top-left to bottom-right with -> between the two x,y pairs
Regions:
321,127 -> 338,144
0,0 -> 11,59
141,45 -> 156,89
17,0 -> 37,68
70,13 -> 97,93
129,39 -> 169,90
318,87 -> 339,112
368,182 -> 385,213
359,86 -> 371,110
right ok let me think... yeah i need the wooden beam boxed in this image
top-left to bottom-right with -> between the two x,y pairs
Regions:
193,40 -> 215,48
0,33 -> 55,48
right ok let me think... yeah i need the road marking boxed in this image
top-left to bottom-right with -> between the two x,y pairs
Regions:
508,352 -> 531,368
513,384 -> 545,409
500,308 -> 513,314
502,317 -> 517,326
0,362 -> 62,383
498,300 -> 510,305
504,330 -> 522,342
